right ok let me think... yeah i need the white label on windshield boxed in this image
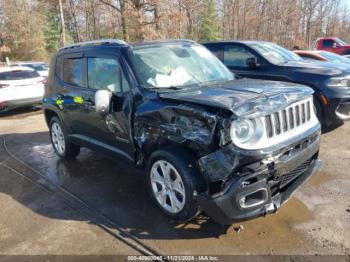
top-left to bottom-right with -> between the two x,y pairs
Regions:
192,45 -> 212,58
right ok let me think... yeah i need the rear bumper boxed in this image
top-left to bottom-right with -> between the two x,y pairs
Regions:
197,128 -> 321,225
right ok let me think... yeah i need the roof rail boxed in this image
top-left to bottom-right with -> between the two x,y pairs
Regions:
60,39 -> 128,50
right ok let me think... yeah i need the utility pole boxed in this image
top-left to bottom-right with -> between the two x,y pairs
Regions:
59,0 -> 66,46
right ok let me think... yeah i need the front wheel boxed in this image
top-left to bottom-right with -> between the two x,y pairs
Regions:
147,150 -> 205,221
49,117 -> 80,159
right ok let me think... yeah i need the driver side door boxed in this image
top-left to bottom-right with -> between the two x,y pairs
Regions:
76,52 -> 134,162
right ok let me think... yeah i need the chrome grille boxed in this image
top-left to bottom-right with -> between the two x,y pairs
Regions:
265,99 -> 313,138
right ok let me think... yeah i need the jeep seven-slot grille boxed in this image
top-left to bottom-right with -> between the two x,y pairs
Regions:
265,100 -> 312,138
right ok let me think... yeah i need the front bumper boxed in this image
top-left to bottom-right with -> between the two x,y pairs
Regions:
321,95 -> 350,124
197,128 -> 321,225
334,99 -> 350,121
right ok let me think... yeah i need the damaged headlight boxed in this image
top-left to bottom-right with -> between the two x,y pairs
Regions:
230,118 -> 264,147
325,76 -> 350,89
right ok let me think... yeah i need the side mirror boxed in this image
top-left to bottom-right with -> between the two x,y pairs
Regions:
246,57 -> 261,69
333,43 -> 339,48
95,89 -> 112,114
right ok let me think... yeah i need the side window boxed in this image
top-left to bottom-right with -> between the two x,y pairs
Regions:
63,58 -> 85,87
224,46 -> 256,67
87,57 -> 130,93
323,40 -> 334,48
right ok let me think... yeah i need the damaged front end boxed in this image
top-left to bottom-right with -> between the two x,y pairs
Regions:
197,125 -> 321,225
134,83 -> 321,225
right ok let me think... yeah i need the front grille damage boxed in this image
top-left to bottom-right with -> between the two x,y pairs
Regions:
278,158 -> 313,188
198,129 -> 319,185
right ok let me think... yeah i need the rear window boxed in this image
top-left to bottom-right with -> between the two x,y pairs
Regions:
26,64 -> 49,71
0,70 -> 40,80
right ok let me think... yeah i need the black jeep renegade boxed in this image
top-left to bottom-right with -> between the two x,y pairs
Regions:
43,39 -> 321,225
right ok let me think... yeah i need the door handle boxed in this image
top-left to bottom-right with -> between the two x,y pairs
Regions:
84,98 -> 96,110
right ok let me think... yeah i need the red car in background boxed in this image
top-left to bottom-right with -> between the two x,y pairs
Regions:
294,50 -> 350,66
312,37 -> 350,55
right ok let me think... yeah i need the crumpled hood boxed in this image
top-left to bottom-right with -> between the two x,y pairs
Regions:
283,60 -> 349,75
158,79 -> 314,118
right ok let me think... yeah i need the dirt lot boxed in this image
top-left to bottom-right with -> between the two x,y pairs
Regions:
0,108 -> 349,257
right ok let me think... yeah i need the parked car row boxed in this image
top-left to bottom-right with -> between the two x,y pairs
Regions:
2,39 -> 349,225
203,41 -> 350,126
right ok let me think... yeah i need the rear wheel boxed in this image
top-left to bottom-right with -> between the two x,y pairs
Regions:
49,117 -> 80,159
147,150 -> 205,221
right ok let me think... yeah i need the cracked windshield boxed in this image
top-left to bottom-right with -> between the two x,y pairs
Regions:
131,44 -> 234,88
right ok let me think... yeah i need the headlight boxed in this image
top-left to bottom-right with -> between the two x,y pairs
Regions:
230,119 -> 256,144
230,118 -> 265,148
325,77 -> 350,89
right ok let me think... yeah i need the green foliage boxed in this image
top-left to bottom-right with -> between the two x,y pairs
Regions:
44,11 -> 61,53
198,0 -> 221,42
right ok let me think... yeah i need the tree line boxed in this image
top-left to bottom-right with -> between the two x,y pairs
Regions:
0,0 -> 349,61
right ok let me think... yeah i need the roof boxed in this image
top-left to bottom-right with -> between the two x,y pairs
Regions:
131,39 -> 195,47
202,40 -> 272,45
58,39 -> 197,53
12,61 -> 47,65
0,66 -> 34,73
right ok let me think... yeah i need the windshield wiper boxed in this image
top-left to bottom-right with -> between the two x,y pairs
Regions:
150,85 -> 183,90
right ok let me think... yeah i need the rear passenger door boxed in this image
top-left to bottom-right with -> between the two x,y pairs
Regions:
59,53 -> 90,135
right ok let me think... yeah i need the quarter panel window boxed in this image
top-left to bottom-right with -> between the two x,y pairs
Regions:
63,58 -> 85,87
224,46 -> 256,67
87,57 -> 129,92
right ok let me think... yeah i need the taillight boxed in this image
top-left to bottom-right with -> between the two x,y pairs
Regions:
0,84 -> 10,89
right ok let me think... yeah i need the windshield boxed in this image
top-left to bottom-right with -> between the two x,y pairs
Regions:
336,38 -> 347,46
130,43 -> 234,89
320,51 -> 350,65
249,42 -> 303,65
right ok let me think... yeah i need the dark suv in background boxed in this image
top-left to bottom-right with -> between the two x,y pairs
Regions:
43,39 -> 321,225
203,41 -> 350,127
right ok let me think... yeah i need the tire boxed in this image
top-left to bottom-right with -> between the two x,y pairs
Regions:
49,116 -> 80,159
146,149 -> 205,221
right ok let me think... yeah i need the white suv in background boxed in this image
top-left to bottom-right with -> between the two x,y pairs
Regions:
11,62 -> 49,78
0,66 -> 45,114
